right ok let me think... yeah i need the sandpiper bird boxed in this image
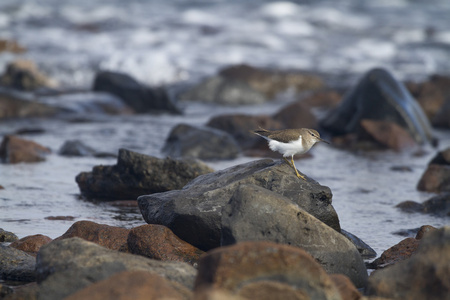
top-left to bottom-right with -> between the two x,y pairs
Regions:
253,128 -> 329,180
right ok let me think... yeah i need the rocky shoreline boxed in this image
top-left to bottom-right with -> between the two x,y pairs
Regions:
1,63 -> 450,299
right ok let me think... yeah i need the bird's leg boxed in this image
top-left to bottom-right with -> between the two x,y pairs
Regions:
291,156 -> 306,180
283,157 -> 293,167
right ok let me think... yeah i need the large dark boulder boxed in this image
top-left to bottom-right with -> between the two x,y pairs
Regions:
0,245 -> 36,282
76,149 -> 213,200
138,159 -> 340,251
321,68 -> 436,147
221,184 -> 368,288
93,71 -> 181,114
162,124 -> 240,160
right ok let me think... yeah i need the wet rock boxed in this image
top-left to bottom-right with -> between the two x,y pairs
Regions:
35,237 -> 197,299
0,229 -> 18,242
93,71 -> 181,114
329,274 -> 362,300
406,74 -> 450,120
194,241 -> 342,300
415,225 -> 438,240
221,184 -> 367,287
76,148 -> 213,200
367,226 -> 450,300
341,229 -> 377,259
44,215 -> 76,221
64,271 -> 192,300
55,220 -> 130,251
417,148 -> 450,193
0,245 -> 36,282
432,97 -> 450,128
302,90 -> 342,108
0,90 -> 59,119
0,60 -> 58,91
397,194 -> 449,216
0,135 -> 51,164
219,64 -> 324,99
58,140 -> 96,157
9,234 -> 52,256
127,224 -> 204,266
321,68 -> 435,147
0,39 -> 26,53
370,238 -> 420,269
395,200 -> 424,213
179,74 -> 267,105
360,119 -> 416,151
162,124 -> 240,160
138,159 -> 340,252
273,100 -> 317,129
206,114 -> 283,151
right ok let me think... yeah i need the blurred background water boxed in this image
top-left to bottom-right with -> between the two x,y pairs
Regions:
0,0 -> 449,257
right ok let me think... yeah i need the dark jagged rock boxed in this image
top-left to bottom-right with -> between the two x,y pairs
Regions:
0,135 -> 51,164
221,184 -> 368,287
76,149 -> 213,200
0,245 -> 36,282
162,124 -> 240,160
138,159 -> 340,251
93,71 -> 181,114
321,68 -> 436,147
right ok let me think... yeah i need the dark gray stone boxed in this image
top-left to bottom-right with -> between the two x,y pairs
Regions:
162,124 -> 240,160
138,159 -> 340,251
0,244 -> 36,282
0,229 -> 18,242
76,148 -> 213,200
93,71 -> 181,114
321,68 -> 436,146
35,237 -> 196,300
220,184 -> 368,288
59,140 -> 96,157
341,229 -> 377,259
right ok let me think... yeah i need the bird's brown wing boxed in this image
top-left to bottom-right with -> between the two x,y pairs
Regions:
267,129 -> 302,143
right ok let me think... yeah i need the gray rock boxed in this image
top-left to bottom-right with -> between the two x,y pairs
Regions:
321,68 -> 436,146
0,244 -> 36,282
59,140 -> 96,157
367,226 -> 450,300
138,159 -> 340,251
341,229 -> 377,259
93,71 -> 181,114
0,228 -> 18,242
76,148 -> 213,200
221,184 -> 367,288
162,123 -> 240,160
179,75 -> 267,105
35,237 -> 197,300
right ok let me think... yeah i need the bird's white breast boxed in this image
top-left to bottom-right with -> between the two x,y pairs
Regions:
268,137 -> 306,157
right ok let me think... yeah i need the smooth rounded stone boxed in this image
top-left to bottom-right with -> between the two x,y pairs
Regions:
367,226 -> 450,300
415,225 -> 437,240
93,70 -> 181,114
76,148 -> 213,200
0,245 -> 36,282
321,68 -> 436,146
162,123 -> 240,160
417,164 -> 450,193
55,220 -> 130,251
341,229 -> 377,259
369,237 -> 420,269
0,229 -> 18,242
273,100 -> 318,129
421,193 -> 450,216
0,90 -> 59,119
127,224 -> 204,267
64,271 -> 192,300
395,200 -> 424,213
138,159 -> 340,251
0,135 -> 51,164
58,140 -> 96,157
0,59 -> 58,91
360,119 -> 416,151
9,234 -> 52,256
194,241 -> 342,300
329,274 -> 362,300
35,237 -> 197,300
206,114 -> 283,151
179,75 -> 267,105
218,64 -> 324,99
221,184 -> 367,288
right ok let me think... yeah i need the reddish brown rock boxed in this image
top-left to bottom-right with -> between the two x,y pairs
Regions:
206,114 -> 283,151
55,220 -> 130,251
194,241 -> 342,300
44,216 -> 76,221
9,234 -> 52,256
0,39 -> 26,53
360,119 -> 416,151
417,164 -> 450,193
273,101 -> 317,129
127,224 -> 204,266
64,270 -> 192,300
370,238 -> 420,269
415,225 -> 437,240
330,274 -> 362,300
0,135 -> 51,164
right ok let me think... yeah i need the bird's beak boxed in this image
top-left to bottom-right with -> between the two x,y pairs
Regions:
319,137 -> 330,144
